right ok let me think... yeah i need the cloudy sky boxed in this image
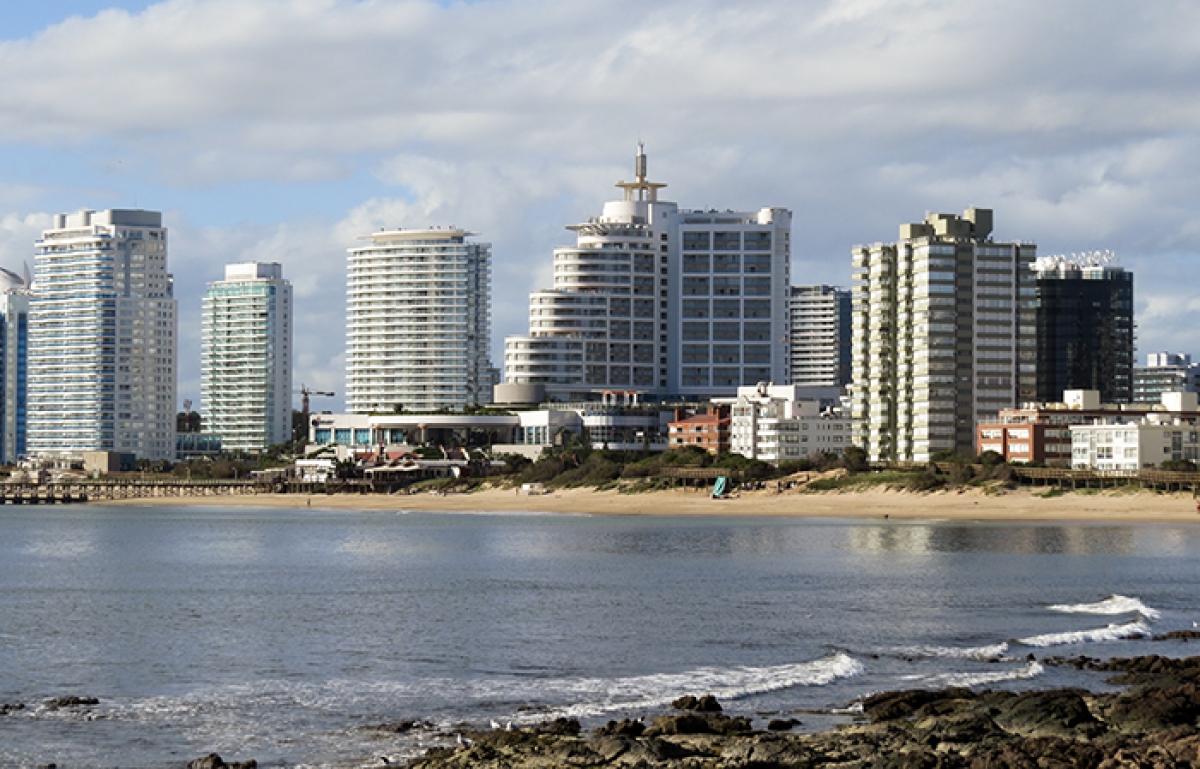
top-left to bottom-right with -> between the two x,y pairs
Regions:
2,0 -> 1198,411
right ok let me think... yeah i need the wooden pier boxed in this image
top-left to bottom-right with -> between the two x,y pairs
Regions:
1,479 -> 263,504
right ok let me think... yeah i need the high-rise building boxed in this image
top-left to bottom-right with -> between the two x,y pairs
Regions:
1034,254 -> 1133,404
201,262 -> 293,451
790,285 -> 851,388
851,208 -> 1036,462
0,267 -> 29,464
28,209 -> 177,461
504,144 -> 791,400
346,228 -> 492,414
1133,352 -> 1200,403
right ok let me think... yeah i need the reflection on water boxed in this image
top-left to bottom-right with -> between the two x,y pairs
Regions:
847,523 -> 1140,556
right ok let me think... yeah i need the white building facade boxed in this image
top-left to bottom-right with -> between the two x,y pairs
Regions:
201,262 -> 293,451
726,383 -> 851,464
347,228 -> 492,414
504,145 -> 791,400
0,267 -> 29,463
1070,392 -> 1200,471
28,209 -> 177,461
790,284 -> 851,388
851,209 -> 1036,463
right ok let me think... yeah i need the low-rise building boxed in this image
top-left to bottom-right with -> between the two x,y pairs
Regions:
723,383 -> 850,465
1070,398 -> 1200,471
977,390 -> 1200,465
668,408 -> 731,455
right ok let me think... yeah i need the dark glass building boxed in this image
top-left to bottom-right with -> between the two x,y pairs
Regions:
1035,261 -> 1134,403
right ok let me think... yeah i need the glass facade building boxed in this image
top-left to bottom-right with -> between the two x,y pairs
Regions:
28,209 -> 177,461
0,268 -> 29,463
201,262 -> 293,450
1034,261 -> 1134,404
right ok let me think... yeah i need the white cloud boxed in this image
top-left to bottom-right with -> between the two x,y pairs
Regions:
3,0 -> 1200,407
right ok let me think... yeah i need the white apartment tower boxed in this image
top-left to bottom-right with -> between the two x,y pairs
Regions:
28,209 -> 177,461
504,145 -> 791,399
347,228 -> 492,413
851,209 -> 1036,463
201,262 -> 293,450
790,285 -> 851,388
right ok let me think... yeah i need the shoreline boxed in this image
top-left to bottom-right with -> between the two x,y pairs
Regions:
92,484 -> 1200,523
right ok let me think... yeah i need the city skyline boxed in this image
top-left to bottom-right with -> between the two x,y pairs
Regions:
0,1 -> 1197,411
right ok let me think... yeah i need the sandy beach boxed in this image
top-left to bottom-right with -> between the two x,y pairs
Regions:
96,484 -> 1200,523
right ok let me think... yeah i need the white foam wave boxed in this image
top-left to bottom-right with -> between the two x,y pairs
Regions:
894,643 -> 1009,661
920,661 -> 1044,688
1018,618 -> 1151,648
546,653 -> 864,720
1048,594 -> 1161,621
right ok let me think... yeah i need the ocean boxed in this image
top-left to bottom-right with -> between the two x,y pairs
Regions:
1,504 -> 1198,767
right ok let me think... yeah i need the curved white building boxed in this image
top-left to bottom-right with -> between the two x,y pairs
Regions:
346,228 -> 491,414
505,145 -> 791,400
201,262 -> 293,451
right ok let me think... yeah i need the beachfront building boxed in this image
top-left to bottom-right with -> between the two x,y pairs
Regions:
724,382 -> 851,465
503,144 -> 791,400
667,408 -> 731,455
28,209 -> 177,462
1069,392 -> 1200,471
201,262 -> 293,451
0,266 -> 29,463
1133,353 -> 1200,404
790,285 -> 851,388
851,208 -> 1036,463
347,227 -> 492,414
1035,254 -> 1133,403
975,389 -> 1200,466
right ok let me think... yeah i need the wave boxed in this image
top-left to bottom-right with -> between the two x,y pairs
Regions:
893,643 -> 1009,662
1047,595 -> 1161,621
918,661 -> 1044,688
546,653 -> 865,720
1017,618 -> 1151,648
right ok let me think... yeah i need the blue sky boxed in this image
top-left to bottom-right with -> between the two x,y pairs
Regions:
2,0 -> 1199,412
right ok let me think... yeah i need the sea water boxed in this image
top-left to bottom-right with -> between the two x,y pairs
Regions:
1,505 -> 1199,767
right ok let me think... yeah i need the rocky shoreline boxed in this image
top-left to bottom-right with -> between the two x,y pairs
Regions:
403,651 -> 1200,768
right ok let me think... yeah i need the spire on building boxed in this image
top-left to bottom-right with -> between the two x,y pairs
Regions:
615,142 -> 667,202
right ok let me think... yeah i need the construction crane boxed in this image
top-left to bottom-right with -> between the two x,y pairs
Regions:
300,384 -> 335,419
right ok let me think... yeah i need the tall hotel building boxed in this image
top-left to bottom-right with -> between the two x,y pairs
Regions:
790,285 -> 851,388
28,209 -> 177,461
0,267 -> 29,463
346,228 -> 492,413
1034,255 -> 1133,404
201,262 -> 293,450
504,145 -> 791,399
851,209 -> 1036,462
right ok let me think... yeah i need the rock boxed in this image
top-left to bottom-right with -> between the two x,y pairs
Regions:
646,711 -> 752,736
766,717 -> 801,731
532,717 -> 581,735
1155,630 -> 1200,642
361,719 -> 432,733
670,693 -> 722,712
45,696 -> 99,709
0,703 -> 25,715
862,687 -> 975,721
990,689 -> 1102,738
594,717 -> 645,736
187,754 -> 257,769
1107,682 -> 1200,732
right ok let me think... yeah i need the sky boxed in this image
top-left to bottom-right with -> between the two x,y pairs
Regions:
1,0 -> 1198,413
